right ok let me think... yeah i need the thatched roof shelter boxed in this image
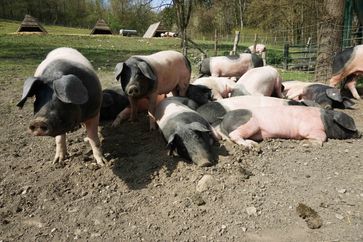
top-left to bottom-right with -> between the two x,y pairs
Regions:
90,19 -> 113,35
143,22 -> 167,38
17,15 -> 47,34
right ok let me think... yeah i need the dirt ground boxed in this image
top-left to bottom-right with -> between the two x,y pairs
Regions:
0,74 -> 362,241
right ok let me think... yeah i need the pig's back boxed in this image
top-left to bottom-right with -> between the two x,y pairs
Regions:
35,47 -> 93,77
210,54 -> 252,76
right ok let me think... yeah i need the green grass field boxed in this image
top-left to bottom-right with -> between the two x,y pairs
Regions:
0,19 -> 313,88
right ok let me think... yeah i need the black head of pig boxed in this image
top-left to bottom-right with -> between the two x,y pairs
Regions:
17,75 -> 88,137
100,89 -> 129,121
115,57 -> 156,99
166,122 -> 214,167
199,58 -> 211,76
303,84 -> 355,109
320,109 -> 360,139
186,84 -> 212,106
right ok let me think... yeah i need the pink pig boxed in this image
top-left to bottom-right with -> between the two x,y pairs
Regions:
114,50 -> 191,130
231,66 -> 284,98
217,106 -> 359,147
192,76 -> 236,100
329,44 -> 363,99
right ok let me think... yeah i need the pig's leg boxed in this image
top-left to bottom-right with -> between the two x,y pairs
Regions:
53,134 -> 67,163
128,97 -> 138,121
329,74 -> 344,87
345,79 -> 361,99
302,129 -> 326,147
112,107 -> 131,127
178,83 -> 188,97
228,119 -> 260,147
147,92 -> 158,131
274,77 -> 284,98
84,113 -> 107,166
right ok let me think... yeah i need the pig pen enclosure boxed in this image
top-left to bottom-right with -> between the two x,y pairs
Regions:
0,23 -> 363,241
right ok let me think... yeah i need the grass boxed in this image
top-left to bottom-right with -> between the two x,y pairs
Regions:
0,19 -> 313,89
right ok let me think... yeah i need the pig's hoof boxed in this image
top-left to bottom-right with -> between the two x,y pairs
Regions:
94,155 -> 107,166
52,153 -> 68,164
235,139 -> 258,148
197,159 -> 212,167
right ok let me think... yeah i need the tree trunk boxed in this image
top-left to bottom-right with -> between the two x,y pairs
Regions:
173,0 -> 193,56
315,0 -> 344,83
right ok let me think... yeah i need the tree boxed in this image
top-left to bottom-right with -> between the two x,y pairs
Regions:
173,0 -> 193,55
315,0 -> 344,82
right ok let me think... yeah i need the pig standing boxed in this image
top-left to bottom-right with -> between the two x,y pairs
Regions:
329,44 -> 363,99
155,97 -> 220,167
199,53 -> 263,78
192,77 -> 236,100
282,80 -> 355,109
114,50 -> 191,130
17,47 -> 106,165
196,95 -> 302,124
231,66 -> 284,98
218,106 -> 359,147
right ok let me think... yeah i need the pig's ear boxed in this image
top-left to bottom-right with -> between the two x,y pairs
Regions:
17,77 -> 41,108
115,62 -> 125,81
326,89 -> 343,102
333,111 -> 357,132
166,133 -> 177,150
187,122 -> 210,133
138,61 -> 157,81
53,75 -> 88,104
342,98 -> 355,109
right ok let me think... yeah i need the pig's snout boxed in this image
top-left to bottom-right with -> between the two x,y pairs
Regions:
126,85 -> 140,97
29,119 -> 49,136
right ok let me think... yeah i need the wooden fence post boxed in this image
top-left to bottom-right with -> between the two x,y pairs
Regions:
230,31 -> 240,55
283,43 -> 289,70
214,29 -> 218,56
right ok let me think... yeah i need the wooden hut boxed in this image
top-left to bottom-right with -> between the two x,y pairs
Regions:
90,19 -> 113,35
17,15 -> 47,34
143,22 -> 167,38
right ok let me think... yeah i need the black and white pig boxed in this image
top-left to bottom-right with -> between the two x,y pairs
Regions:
17,47 -> 107,166
114,50 -> 191,130
199,53 -> 263,78
155,97 -> 220,167
329,44 -> 363,99
282,80 -> 355,109
218,106 -> 360,147
100,87 -> 129,121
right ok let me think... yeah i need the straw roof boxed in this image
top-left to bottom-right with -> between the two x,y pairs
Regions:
90,19 -> 113,35
17,14 -> 47,33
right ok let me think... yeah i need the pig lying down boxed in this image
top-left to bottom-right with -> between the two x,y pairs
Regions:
196,95 -> 302,124
217,106 -> 359,147
17,47 -> 107,166
192,76 -> 236,100
329,44 -> 363,99
282,80 -> 355,109
231,66 -> 284,98
114,50 -> 191,130
155,97 -> 220,167
199,53 -> 263,78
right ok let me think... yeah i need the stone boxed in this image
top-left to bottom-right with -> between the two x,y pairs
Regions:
196,175 -> 215,192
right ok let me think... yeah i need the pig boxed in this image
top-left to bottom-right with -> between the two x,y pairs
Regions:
282,80 -> 355,109
186,84 -> 212,106
329,44 -> 363,99
231,65 -> 284,98
199,53 -> 263,78
155,97 -> 220,167
244,44 -> 267,54
114,50 -> 191,130
100,87 -> 129,121
196,95 -> 302,125
218,106 -> 359,147
192,77 -> 237,100
17,47 -> 106,166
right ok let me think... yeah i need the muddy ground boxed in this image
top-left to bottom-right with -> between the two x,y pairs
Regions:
0,74 -> 362,241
